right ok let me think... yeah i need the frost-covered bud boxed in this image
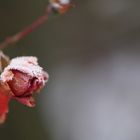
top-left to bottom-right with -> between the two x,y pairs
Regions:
49,0 -> 71,14
1,56 -> 49,107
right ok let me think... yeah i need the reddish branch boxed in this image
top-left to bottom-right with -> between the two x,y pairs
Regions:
0,5 -> 53,50
0,0 -> 73,50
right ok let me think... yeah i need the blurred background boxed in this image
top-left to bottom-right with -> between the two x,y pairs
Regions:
1,0 -> 140,140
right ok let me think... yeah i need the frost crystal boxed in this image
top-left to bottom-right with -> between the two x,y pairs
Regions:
1,56 -> 48,85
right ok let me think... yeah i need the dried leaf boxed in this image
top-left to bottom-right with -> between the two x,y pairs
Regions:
0,51 -> 10,72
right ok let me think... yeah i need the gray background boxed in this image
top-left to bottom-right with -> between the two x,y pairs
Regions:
1,0 -> 140,140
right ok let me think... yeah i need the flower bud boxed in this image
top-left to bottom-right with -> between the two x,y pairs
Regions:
1,56 -> 49,107
49,0 -> 72,14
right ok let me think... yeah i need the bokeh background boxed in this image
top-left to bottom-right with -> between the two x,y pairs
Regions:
1,0 -> 140,140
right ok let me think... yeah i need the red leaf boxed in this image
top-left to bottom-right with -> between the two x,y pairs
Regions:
0,83 -> 11,124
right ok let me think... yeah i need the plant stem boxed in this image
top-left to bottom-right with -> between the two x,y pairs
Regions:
0,5 -> 53,50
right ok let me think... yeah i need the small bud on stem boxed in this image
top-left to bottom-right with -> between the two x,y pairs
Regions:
0,0 -> 74,124
0,1 -> 73,50
0,56 -> 49,123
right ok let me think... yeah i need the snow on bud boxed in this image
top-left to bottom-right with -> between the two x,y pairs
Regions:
49,0 -> 72,14
1,56 -> 49,107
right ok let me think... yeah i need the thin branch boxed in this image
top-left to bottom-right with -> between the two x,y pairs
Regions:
0,5 -> 53,50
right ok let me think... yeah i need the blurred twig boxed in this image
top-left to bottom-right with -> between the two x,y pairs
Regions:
0,6 -> 52,50
0,0 -> 73,50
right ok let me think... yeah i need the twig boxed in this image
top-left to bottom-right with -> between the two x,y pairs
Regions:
0,5 -> 53,50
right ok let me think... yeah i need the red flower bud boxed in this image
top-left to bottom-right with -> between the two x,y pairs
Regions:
1,56 -> 49,108
0,56 -> 48,123
8,70 -> 32,96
